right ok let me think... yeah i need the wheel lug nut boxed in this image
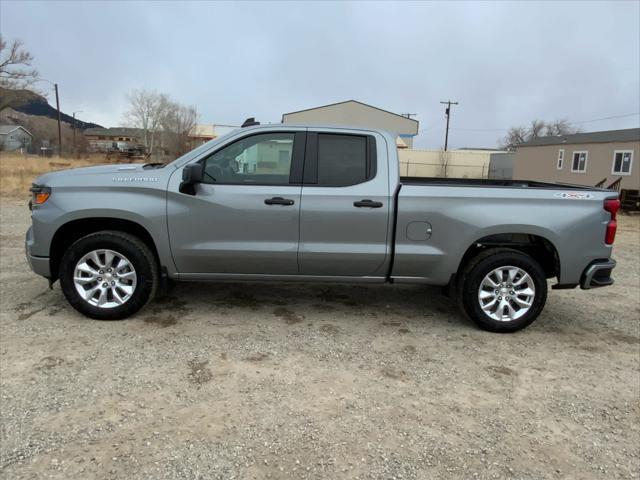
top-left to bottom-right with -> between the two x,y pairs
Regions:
102,282 -> 108,288
97,277 -> 102,281
111,281 -> 115,286
99,270 -> 104,274
510,291 -> 515,295
498,296 -> 502,300
108,268 -> 112,272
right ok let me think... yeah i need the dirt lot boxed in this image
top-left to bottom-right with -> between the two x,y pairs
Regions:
1,197 -> 638,480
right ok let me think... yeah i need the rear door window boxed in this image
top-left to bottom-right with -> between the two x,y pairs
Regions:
304,133 -> 376,187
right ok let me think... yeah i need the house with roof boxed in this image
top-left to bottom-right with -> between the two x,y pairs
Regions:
282,100 -> 419,148
513,127 -> 639,210
0,125 -> 33,152
513,128 -> 639,189
83,127 -> 146,154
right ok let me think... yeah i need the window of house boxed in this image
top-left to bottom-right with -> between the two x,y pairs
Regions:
557,149 -> 564,170
571,151 -> 588,173
202,132 -> 295,185
612,150 -> 633,175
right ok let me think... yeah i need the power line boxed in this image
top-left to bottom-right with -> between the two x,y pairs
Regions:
445,112 -> 640,133
418,125 -> 445,133
569,112 -> 640,125
450,127 -> 509,132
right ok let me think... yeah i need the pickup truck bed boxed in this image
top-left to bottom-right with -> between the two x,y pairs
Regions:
401,176 -> 601,189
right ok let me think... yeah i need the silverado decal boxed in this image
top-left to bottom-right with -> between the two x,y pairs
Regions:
554,192 -> 593,200
112,177 -> 159,182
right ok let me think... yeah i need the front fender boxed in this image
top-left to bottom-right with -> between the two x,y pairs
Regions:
29,185 -> 176,275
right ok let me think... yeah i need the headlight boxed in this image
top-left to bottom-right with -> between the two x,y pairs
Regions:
30,185 -> 51,209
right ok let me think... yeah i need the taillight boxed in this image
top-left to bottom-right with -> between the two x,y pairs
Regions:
603,198 -> 620,245
30,185 -> 51,207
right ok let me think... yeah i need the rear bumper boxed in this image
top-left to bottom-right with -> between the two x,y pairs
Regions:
580,259 -> 616,290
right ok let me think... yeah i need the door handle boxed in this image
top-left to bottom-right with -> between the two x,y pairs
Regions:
353,199 -> 383,208
265,197 -> 295,206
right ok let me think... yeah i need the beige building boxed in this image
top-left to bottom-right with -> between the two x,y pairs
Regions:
513,128 -> 639,191
189,124 -> 239,145
399,149 -> 493,179
282,100 -> 419,148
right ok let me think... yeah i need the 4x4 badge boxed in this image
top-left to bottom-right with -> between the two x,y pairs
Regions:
554,192 -> 593,199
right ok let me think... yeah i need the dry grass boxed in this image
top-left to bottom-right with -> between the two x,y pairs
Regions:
0,153 -> 143,198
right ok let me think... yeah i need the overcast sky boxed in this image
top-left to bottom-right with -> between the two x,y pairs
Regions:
2,0 -> 639,149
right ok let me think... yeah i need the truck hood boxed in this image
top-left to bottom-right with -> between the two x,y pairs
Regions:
34,163 -> 172,186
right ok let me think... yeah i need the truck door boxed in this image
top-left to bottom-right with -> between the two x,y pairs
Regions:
298,131 -> 390,277
167,131 -> 305,275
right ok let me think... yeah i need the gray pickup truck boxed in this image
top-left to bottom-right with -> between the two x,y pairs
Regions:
26,123 -> 619,332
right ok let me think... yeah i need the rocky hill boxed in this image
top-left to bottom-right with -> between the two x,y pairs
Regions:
0,87 -> 102,130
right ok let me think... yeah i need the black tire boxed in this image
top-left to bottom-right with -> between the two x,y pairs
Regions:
457,248 -> 547,333
59,231 -> 158,320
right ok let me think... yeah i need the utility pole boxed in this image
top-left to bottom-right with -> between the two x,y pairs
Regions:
440,100 -> 458,151
72,110 -> 83,154
54,83 -> 62,156
33,79 -> 63,156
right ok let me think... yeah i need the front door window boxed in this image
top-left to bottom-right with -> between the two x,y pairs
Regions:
203,133 -> 295,185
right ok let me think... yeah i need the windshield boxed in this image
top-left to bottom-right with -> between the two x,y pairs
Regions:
165,128 -> 241,168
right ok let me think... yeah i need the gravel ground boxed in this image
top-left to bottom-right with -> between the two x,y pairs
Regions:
1,197 -> 639,480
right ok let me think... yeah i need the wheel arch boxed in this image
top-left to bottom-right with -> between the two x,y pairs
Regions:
456,232 -> 560,282
50,218 -> 161,282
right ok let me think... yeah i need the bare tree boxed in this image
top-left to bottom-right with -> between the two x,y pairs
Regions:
125,89 -> 199,158
0,36 -> 40,111
529,119 -> 546,139
0,36 -> 38,88
501,118 -> 580,151
501,126 -> 529,151
544,118 -> 580,136
161,102 -> 198,156
124,89 -> 170,155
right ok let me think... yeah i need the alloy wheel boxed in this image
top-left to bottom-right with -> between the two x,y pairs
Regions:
73,249 -> 137,308
477,266 -> 536,322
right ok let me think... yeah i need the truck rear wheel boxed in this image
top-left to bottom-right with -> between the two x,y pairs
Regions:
458,248 -> 547,333
59,231 -> 158,320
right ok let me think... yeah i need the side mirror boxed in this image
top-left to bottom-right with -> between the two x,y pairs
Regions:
179,163 -> 204,195
182,163 -> 204,183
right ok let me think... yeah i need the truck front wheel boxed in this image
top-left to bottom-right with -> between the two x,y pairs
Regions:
59,231 -> 158,320
458,248 -> 547,333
